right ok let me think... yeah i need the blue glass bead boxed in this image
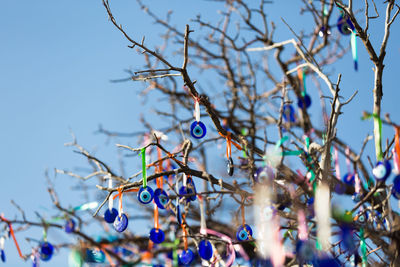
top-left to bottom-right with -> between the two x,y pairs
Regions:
64,218 -> 76,233
138,186 -> 154,204
190,121 -> 207,139
236,224 -> 253,241
113,213 -> 128,232
179,185 -> 195,203
32,254 -> 39,267
85,249 -> 105,263
342,173 -> 355,185
337,14 -> 354,35
254,167 -> 269,183
187,177 -> 197,201
154,189 -> 170,209
283,104 -> 296,123
297,94 -> 311,109
318,26 -> 331,38
0,249 -> 5,262
39,242 -> 54,261
296,240 -> 315,263
340,226 -> 356,253
334,181 -> 346,195
373,160 -> 391,182
313,256 -> 340,267
149,228 -> 165,244
392,175 -> 400,199
104,208 -> 118,223
179,249 -> 194,265
198,239 -> 213,260
227,157 -> 234,176
176,205 -> 182,225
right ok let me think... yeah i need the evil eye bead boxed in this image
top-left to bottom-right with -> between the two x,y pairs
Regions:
179,186 -> 194,202
39,242 -> 54,261
198,239 -> 213,260
176,205 -> 182,225
373,160 -> 392,182
85,249 -> 106,263
297,94 -> 312,109
190,121 -> 207,139
64,218 -> 76,233
391,175 -> 400,199
340,226 -> 356,253
1,249 -> 5,262
334,181 -> 346,195
337,14 -> 354,35
154,189 -> 170,209
236,224 -> 253,241
227,157 -> 234,176
149,228 -> 165,244
187,177 -> 197,201
254,167 -> 270,182
296,240 -> 315,263
342,173 -> 355,185
104,208 -> 118,223
113,213 -> 128,232
138,186 -> 154,204
282,104 -> 296,123
313,256 -> 340,267
179,249 -> 195,265
318,26 -> 331,38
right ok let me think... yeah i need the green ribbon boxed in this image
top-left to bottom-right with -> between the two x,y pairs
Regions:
351,31 -> 358,71
68,249 -> 83,267
360,228 -> 367,266
362,113 -> 383,161
242,145 -> 248,158
141,148 -> 147,188
161,239 -> 180,266
302,68 -> 307,96
275,136 -> 303,156
73,201 -> 98,211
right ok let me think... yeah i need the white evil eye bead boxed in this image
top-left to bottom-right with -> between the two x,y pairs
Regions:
39,242 -> 54,261
236,224 -> 253,241
297,94 -> 312,109
190,121 -> 207,139
342,173 -> 355,185
154,188 -> 169,209
137,186 -> 154,204
373,160 -> 391,182
337,14 -> 354,35
149,228 -> 165,244
227,157 -> 234,176
283,104 -> 296,122
113,213 -> 128,232
179,249 -> 194,265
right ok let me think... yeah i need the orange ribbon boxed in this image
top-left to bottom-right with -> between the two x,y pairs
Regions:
395,127 -> 400,169
218,131 -> 243,159
181,214 -> 188,251
0,215 -> 24,259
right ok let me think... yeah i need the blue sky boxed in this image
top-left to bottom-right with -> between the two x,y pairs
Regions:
1,1 -> 400,266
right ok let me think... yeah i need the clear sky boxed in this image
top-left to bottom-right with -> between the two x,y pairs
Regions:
1,1 -> 400,266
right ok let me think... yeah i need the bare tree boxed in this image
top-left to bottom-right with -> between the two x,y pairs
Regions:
1,0 -> 400,266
